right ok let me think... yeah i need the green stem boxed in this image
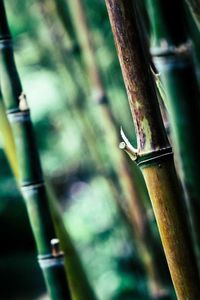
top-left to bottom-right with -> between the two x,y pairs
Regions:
0,1 -> 71,299
186,0 -> 200,29
104,0 -> 200,298
0,94 -> 18,178
0,90 -> 96,300
146,0 -> 200,267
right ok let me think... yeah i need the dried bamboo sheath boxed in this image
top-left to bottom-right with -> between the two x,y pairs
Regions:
0,1 -> 70,299
104,0 -> 200,299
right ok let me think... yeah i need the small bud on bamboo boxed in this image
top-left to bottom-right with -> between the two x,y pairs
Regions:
51,238 -> 63,257
19,92 -> 29,111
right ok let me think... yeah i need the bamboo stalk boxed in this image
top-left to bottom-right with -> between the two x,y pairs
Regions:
37,0 -> 123,197
186,0 -> 200,29
53,0 -> 174,298
104,0 -> 200,298
46,185 -> 97,300
0,2 -> 71,299
0,88 -> 97,300
146,0 -> 200,266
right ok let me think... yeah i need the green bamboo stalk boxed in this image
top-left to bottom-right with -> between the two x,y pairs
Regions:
46,185 -> 97,300
104,0 -> 200,298
55,0 -> 174,298
186,0 -> 200,29
51,0 -> 78,50
146,0 -> 200,266
185,3 -> 200,80
0,88 -> 97,300
0,2 -> 71,299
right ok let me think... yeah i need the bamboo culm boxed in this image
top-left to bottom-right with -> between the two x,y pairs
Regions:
146,0 -> 200,267
104,0 -> 200,299
0,1 -> 71,299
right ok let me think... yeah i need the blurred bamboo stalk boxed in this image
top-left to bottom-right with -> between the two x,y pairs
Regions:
50,0 -> 174,297
37,0 -> 123,201
186,0 -> 200,29
0,1 -> 72,299
38,0 -> 137,236
0,95 -> 18,178
46,185 -> 97,300
146,0 -> 200,266
105,0 -> 200,298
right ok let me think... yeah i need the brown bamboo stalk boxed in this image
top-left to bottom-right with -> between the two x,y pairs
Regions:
104,0 -> 200,299
55,0 -> 173,297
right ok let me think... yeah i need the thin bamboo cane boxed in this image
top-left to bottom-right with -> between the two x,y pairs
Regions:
0,2 -> 71,299
186,0 -> 200,29
146,0 -> 200,267
185,4 -> 200,80
38,0 -> 138,233
104,0 -> 200,299
37,0 -> 123,200
54,0 -> 173,297
37,0 -> 130,218
46,185 -> 97,300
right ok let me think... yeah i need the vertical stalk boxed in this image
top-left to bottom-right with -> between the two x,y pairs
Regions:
47,185 -> 97,300
0,2 -> 71,299
104,0 -> 200,299
57,0 -> 173,298
186,0 -> 200,29
146,0 -> 200,266
0,91 -> 18,178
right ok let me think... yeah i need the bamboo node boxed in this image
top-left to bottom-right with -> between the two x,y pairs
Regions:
19,92 -> 29,111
